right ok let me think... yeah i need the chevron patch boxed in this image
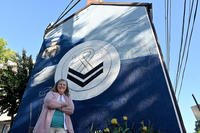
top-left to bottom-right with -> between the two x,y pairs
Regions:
67,62 -> 103,87
55,40 -> 120,100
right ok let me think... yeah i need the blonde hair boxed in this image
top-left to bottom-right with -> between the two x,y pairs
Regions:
52,79 -> 69,96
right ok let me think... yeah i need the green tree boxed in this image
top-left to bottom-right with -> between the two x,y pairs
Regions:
0,38 -> 16,64
195,120 -> 200,133
0,49 -> 34,127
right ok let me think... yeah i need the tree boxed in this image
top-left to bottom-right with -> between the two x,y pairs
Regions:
0,49 -> 34,127
0,38 -> 16,64
195,120 -> 200,133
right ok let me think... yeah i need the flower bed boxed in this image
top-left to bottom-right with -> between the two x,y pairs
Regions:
89,116 -> 163,133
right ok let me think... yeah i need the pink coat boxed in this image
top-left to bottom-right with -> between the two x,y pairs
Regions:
33,91 -> 74,133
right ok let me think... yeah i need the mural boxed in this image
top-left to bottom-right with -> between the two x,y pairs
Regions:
11,3 -> 185,133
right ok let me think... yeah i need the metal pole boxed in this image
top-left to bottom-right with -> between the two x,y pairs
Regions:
192,94 -> 200,112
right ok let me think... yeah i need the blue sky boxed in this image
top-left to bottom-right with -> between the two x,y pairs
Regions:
0,0 -> 200,132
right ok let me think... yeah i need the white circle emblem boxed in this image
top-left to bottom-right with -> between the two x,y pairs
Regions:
55,40 -> 120,100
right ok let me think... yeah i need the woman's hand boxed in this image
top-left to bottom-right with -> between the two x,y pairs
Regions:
59,103 -> 68,112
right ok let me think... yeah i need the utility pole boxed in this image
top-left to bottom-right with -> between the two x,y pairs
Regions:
192,94 -> 200,112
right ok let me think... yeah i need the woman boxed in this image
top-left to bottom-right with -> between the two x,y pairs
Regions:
33,79 -> 74,133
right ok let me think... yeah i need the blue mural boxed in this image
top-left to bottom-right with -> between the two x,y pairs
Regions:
11,3 -> 185,133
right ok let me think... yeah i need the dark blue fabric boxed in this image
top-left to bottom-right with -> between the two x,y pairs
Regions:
71,55 -> 181,133
10,36 -> 182,133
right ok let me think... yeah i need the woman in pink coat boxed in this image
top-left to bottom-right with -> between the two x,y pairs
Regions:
33,79 -> 74,133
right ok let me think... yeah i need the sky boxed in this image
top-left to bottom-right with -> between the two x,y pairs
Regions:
0,0 -> 200,132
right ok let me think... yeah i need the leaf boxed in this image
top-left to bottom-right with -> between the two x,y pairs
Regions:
122,128 -> 130,133
89,123 -> 94,133
0,48 -> 34,126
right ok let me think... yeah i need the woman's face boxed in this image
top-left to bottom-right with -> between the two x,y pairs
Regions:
57,81 -> 67,95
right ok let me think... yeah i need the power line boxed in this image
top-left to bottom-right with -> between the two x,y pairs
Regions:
177,0 -> 199,100
175,0 -> 194,95
54,0 -> 81,26
174,0 -> 187,93
165,0 -> 171,71
169,0 -> 171,70
178,0 -> 195,85
177,0 -> 195,94
56,0 -> 75,24
46,0 -> 81,32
